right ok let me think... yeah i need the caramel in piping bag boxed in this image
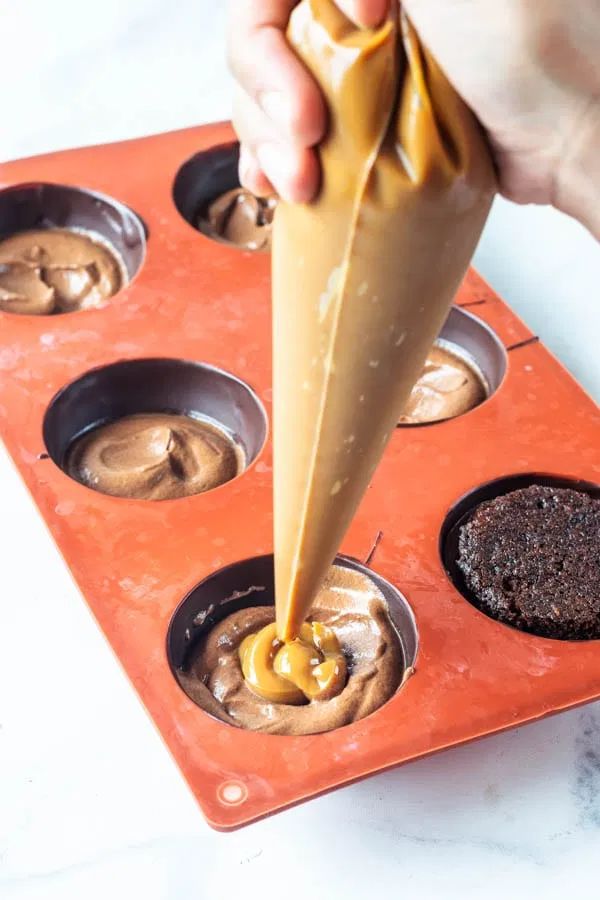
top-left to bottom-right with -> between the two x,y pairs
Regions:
272,0 -> 496,642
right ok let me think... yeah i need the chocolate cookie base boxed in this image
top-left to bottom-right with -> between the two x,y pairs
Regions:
457,485 -> 600,640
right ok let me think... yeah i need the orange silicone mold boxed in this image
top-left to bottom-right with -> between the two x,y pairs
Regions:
0,123 -> 599,830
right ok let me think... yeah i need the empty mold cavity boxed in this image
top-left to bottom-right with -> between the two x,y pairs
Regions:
43,358 -> 267,499
172,142 -> 274,251
398,306 -> 507,426
0,183 -> 146,315
167,553 -> 418,731
441,473 -> 600,639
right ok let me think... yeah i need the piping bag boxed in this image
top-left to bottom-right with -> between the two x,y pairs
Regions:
273,0 -> 496,641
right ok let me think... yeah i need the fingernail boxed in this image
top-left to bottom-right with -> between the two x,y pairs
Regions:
344,0 -> 388,28
259,91 -> 294,135
238,144 -> 253,187
256,143 -> 295,201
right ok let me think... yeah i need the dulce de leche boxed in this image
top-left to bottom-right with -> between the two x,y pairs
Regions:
272,1 -> 496,640
240,620 -> 347,704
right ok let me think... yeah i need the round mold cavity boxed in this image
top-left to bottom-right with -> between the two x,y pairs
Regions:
43,358 -> 268,498
173,142 -> 239,227
398,306 -> 507,427
0,183 -> 146,314
440,473 -> 600,640
173,142 -> 274,251
167,553 -> 418,729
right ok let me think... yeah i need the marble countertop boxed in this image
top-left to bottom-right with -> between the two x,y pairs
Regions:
1,3 -> 599,898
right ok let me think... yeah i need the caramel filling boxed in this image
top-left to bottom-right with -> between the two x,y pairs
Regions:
239,621 -> 347,704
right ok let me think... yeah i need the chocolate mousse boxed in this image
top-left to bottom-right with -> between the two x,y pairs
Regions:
177,565 -> 406,735
66,413 -> 243,500
398,340 -> 488,424
197,188 -> 276,251
0,228 -> 125,315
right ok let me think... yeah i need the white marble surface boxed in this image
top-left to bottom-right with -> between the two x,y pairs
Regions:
1,2 -> 599,898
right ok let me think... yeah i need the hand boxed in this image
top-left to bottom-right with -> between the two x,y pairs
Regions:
228,0 -> 600,237
227,1 -> 386,202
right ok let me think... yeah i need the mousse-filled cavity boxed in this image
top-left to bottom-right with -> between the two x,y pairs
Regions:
457,485 -> 600,640
43,359 -> 267,495
197,188 -> 276,251
172,143 -> 277,251
399,339 -> 488,424
0,228 -> 126,315
66,413 -> 244,500
177,564 -> 406,735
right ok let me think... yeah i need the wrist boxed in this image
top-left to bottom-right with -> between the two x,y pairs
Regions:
555,97 -> 600,240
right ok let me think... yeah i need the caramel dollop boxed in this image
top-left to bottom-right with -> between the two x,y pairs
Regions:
240,620 -> 347,704
0,228 -> 124,315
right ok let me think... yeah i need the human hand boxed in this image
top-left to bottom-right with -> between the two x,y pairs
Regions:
228,0 -> 600,237
227,1 -> 387,202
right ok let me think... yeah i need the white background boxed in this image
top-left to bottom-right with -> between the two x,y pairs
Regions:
1,2 -> 599,899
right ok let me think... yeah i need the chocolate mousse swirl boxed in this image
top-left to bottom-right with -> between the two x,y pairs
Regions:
198,188 -> 276,251
399,341 -> 487,424
0,228 -> 125,315
67,413 -> 243,500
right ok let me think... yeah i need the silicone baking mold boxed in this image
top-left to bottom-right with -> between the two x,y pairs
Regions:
1,122 -> 599,830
